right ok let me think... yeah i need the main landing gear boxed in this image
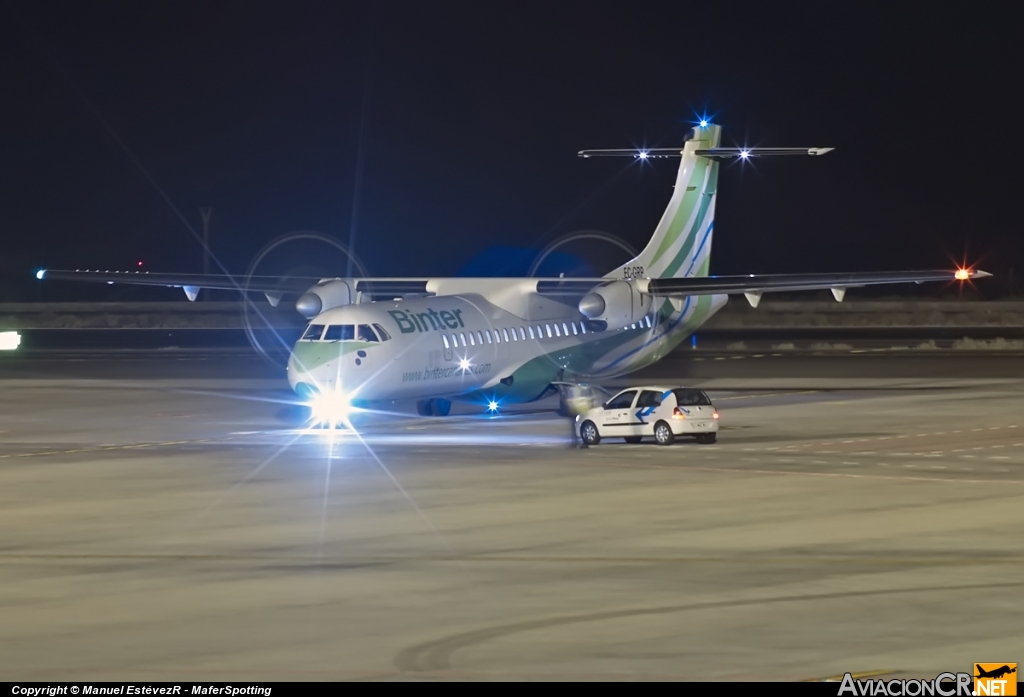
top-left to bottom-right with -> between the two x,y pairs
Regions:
416,398 -> 451,417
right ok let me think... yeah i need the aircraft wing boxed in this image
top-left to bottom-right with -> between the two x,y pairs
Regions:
37,269 -> 320,294
537,269 -> 989,300
643,269 -> 990,295
38,267 -> 990,309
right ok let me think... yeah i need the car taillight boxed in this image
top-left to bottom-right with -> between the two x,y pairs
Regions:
672,407 -> 686,420
712,410 -> 720,420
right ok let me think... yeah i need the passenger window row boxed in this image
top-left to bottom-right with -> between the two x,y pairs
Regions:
440,315 -> 656,350
441,319 -> 596,350
300,323 -> 393,342
618,315 -> 655,331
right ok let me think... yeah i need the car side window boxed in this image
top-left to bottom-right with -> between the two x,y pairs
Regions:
636,390 -> 663,409
605,390 -> 638,410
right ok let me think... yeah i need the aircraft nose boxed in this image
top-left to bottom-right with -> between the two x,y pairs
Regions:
287,343 -> 350,398
287,345 -> 334,397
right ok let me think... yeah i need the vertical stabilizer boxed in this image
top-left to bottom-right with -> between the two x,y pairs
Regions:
610,124 -> 720,280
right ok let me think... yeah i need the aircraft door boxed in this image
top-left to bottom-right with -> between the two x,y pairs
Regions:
442,331 -> 453,361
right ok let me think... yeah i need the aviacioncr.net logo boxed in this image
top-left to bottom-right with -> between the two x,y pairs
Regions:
838,672 -> 973,696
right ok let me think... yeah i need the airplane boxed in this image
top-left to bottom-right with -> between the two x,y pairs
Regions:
39,122 -> 990,420
975,665 -> 1016,680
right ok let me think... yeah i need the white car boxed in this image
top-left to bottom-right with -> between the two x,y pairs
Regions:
576,386 -> 720,446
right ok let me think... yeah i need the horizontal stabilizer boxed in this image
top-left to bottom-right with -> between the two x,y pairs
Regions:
578,147 -> 833,159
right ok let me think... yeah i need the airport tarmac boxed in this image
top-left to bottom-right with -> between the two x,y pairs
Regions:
1,352 -> 1023,680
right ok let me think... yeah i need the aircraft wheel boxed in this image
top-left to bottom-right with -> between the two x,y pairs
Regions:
580,420 -> 600,446
432,399 -> 451,416
654,421 -> 675,446
624,436 -> 643,444
416,400 -> 433,416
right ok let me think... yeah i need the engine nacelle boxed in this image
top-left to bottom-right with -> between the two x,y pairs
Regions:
295,279 -> 353,318
578,280 -> 652,331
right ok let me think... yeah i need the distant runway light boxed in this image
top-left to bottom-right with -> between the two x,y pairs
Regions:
0,331 -> 20,351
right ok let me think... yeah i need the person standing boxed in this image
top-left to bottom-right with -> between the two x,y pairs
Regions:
559,384 -> 589,449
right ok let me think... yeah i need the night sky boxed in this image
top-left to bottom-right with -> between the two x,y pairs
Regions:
2,1 -> 1022,301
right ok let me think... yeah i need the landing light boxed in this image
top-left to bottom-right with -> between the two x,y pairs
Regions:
739,150 -> 750,159
35,269 -> 45,280
638,151 -> 649,160
955,268 -> 970,281
308,391 -> 354,426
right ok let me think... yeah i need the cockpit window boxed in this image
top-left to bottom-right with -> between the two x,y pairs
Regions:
357,324 -> 378,342
301,324 -> 325,341
373,323 -> 391,341
323,325 -> 355,341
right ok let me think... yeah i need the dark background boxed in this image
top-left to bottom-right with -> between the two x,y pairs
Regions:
2,1 -> 1021,301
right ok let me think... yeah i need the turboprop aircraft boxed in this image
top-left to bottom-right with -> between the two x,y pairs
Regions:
39,122 -> 989,419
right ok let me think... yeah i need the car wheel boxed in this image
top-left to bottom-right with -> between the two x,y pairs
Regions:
624,436 -> 642,444
580,420 -> 600,445
654,421 -> 675,445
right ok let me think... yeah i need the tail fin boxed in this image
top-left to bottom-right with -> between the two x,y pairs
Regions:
610,124 -> 720,279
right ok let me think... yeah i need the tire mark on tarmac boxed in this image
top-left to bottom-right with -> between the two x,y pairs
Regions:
393,581 -> 1024,672
0,436 -> 243,460
2,553 -> 1021,565
596,460 -> 1024,485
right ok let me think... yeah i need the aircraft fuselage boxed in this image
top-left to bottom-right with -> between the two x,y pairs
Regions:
287,290 -> 727,406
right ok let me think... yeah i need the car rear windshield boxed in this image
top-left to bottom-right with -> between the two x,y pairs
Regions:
672,389 -> 712,406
